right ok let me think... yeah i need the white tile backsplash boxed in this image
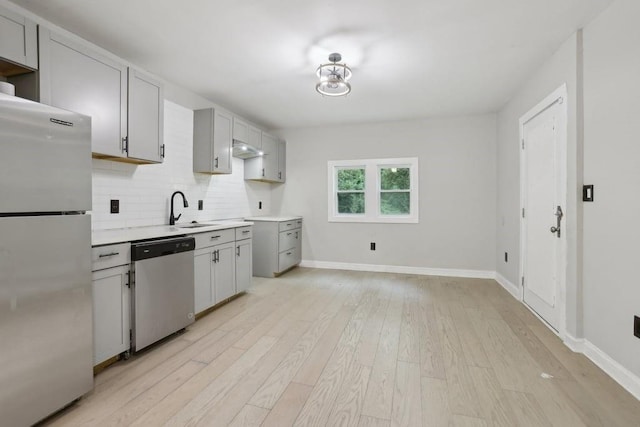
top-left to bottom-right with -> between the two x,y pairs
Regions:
91,101 -> 272,230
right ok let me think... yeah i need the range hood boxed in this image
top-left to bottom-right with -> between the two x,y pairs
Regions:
232,140 -> 263,159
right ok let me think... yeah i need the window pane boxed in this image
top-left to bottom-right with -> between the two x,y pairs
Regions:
380,192 -> 410,215
337,168 -> 365,191
338,192 -> 365,214
380,167 -> 410,190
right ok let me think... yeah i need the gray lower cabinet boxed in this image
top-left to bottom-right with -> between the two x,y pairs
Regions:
91,243 -> 131,366
0,4 -> 37,70
213,242 -> 236,302
194,108 -> 233,174
250,218 -> 302,277
39,28 -> 163,164
193,228 -> 244,315
235,228 -> 253,293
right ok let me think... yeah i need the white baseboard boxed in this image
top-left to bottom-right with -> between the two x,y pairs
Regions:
563,333 -> 585,353
494,272 -> 521,300
582,340 -> 640,400
299,260 -> 495,279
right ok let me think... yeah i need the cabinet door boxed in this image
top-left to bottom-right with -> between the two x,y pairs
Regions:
261,132 -> 279,181
233,117 -> 248,143
248,125 -> 262,149
213,242 -> 236,303
277,139 -> 286,182
194,248 -> 214,314
39,28 -> 128,158
213,109 -> 232,173
294,228 -> 302,264
0,5 -> 37,70
236,239 -> 252,293
92,265 -> 130,365
128,68 -> 164,163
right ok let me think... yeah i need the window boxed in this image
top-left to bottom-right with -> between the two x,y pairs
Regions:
328,158 -> 419,223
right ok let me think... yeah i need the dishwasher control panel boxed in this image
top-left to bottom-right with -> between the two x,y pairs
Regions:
131,236 -> 195,261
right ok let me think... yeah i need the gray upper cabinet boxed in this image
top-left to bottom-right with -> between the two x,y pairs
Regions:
277,139 -> 286,182
128,68 -> 164,163
39,28 -> 128,159
193,108 -> 232,174
261,133 -> 279,181
244,132 -> 286,183
0,4 -> 37,71
39,28 -> 164,164
248,125 -> 262,148
232,117 -> 248,143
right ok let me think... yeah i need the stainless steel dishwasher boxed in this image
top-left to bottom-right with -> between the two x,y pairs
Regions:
131,236 -> 196,352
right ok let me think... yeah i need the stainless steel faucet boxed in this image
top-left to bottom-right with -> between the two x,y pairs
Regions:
169,191 -> 189,225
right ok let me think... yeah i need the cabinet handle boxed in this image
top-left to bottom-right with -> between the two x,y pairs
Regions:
98,252 -> 120,258
212,250 -> 219,263
286,252 -> 292,256
286,223 -> 292,226
295,232 -> 298,239
210,235 -> 221,240
161,144 -> 165,158
214,157 -> 219,168
278,171 -> 282,179
121,136 -> 128,153
242,230 -> 250,234
236,246 -> 240,256
287,232 -> 292,236
261,168 -> 265,177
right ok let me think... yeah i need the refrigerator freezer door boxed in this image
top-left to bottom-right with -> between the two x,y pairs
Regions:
0,93 -> 91,213
0,215 -> 93,426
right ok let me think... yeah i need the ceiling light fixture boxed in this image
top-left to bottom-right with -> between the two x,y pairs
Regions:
316,52 -> 352,97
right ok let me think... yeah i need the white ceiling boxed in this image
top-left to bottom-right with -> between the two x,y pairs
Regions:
11,0 -> 611,129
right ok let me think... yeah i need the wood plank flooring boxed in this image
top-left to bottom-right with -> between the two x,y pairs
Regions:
41,268 -> 640,426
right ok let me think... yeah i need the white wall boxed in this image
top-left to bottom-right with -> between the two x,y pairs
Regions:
495,33 -> 582,336
583,0 -> 640,379
272,115 -> 497,274
91,101 -> 271,230
497,0 -> 640,384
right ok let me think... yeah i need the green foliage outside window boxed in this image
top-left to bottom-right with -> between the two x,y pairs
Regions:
380,167 -> 410,215
337,168 -> 365,214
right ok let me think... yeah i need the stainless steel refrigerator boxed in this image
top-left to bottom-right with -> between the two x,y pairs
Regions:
0,93 -> 93,426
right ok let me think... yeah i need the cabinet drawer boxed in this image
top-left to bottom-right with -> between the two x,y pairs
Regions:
193,228 -> 235,249
278,229 -> 299,251
235,226 -> 252,241
278,246 -> 300,273
92,243 -> 130,271
278,219 -> 300,232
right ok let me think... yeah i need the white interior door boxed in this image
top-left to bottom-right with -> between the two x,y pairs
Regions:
521,92 -> 566,332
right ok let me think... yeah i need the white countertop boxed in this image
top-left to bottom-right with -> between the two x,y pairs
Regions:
244,215 -> 302,222
92,221 -> 252,246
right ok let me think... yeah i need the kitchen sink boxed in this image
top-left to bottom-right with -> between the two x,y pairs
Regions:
175,222 -> 225,229
176,223 -> 211,229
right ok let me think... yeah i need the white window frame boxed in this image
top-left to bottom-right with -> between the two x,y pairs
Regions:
328,157 -> 419,223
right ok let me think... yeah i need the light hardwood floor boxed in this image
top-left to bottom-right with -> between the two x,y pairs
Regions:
42,268 -> 640,426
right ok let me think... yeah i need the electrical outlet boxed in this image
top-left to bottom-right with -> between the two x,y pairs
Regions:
198,200 -> 203,210
634,316 -> 640,339
259,201 -> 263,210
110,199 -> 119,214
370,242 -> 376,251
505,252 -> 508,262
